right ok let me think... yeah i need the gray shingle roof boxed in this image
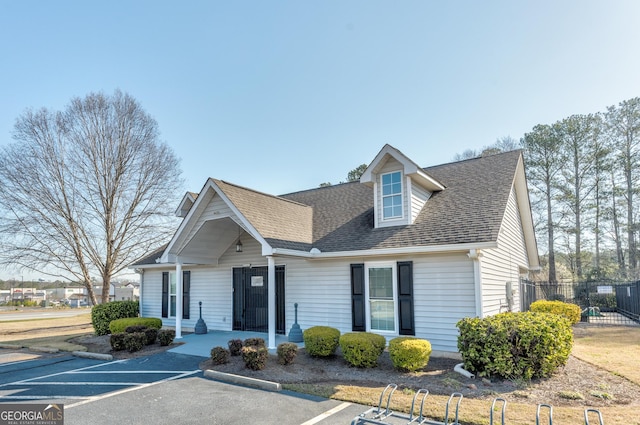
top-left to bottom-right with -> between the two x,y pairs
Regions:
136,149 -> 523,263
279,150 -> 522,252
214,179 -> 313,245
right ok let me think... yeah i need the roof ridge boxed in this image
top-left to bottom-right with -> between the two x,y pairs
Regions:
213,179 -> 311,208
280,180 -> 360,197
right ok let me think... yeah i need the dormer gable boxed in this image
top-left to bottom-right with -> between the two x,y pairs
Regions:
360,144 -> 445,228
175,192 -> 198,218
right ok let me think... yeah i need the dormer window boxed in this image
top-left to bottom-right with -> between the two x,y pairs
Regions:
382,171 -> 403,220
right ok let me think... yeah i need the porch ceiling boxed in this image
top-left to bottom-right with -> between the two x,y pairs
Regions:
178,217 -> 242,263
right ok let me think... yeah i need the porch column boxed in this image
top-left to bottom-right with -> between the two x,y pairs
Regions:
468,249 -> 483,318
176,260 -> 183,339
267,255 -> 276,349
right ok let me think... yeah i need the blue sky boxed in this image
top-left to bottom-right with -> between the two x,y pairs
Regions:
1,1 -> 639,196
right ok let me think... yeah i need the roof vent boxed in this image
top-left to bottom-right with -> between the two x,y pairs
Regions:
310,248 -> 321,254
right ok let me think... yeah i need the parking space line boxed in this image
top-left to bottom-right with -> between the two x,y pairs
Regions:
65,370 -> 200,409
0,359 -> 128,387
299,402 -> 352,425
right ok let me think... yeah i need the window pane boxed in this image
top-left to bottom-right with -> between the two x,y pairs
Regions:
392,182 -> 401,194
369,267 -> 393,298
382,173 -> 392,185
169,273 -> 176,294
382,184 -> 392,196
370,300 -> 395,331
170,295 -> 176,317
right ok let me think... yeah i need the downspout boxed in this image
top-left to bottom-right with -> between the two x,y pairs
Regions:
267,255 -> 276,349
176,260 -> 183,339
468,249 -> 483,318
136,269 -> 144,316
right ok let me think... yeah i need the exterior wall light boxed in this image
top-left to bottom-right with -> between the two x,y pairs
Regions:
236,240 -> 243,253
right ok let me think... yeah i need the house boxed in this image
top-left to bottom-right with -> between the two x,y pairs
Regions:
132,145 -> 539,354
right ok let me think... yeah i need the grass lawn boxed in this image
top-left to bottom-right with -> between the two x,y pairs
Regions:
0,312 -> 93,350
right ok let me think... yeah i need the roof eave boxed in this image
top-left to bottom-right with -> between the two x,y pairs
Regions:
271,241 -> 499,259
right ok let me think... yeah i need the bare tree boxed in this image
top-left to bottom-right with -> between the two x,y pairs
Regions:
0,91 -> 182,304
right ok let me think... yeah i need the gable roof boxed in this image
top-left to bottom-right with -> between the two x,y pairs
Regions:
281,149 -> 523,252
212,179 -> 313,247
134,148 -> 536,266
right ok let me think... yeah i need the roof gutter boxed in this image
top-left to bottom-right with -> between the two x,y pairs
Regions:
271,241 -> 498,259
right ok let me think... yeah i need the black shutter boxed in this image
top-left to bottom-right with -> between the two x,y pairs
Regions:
351,264 -> 366,331
397,261 -> 415,335
182,271 -> 190,320
161,272 -> 169,318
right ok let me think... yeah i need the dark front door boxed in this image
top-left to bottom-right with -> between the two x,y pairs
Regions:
233,266 -> 285,334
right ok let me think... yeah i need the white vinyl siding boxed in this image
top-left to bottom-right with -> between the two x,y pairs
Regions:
141,248 -> 476,353
480,187 -> 529,316
409,180 -> 431,223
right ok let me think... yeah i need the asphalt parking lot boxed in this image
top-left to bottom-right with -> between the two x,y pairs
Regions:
0,350 -> 370,425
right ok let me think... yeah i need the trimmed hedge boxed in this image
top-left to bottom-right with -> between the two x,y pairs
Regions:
210,346 -> 230,365
457,312 -> 573,380
389,337 -> 432,372
303,326 -> 340,357
110,333 -> 126,351
124,332 -> 146,352
91,300 -> 140,336
243,337 -> 266,348
530,300 -> 581,325
277,342 -> 298,365
339,332 -> 386,368
110,317 -> 162,334
228,339 -> 243,356
241,345 -> 268,370
158,329 -> 176,346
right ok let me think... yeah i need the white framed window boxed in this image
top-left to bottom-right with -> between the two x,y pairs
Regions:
365,262 -> 398,333
382,171 -> 403,220
169,271 -> 177,317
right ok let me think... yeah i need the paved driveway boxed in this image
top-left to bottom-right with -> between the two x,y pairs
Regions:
0,350 -> 369,425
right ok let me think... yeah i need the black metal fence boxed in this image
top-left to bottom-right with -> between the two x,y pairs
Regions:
520,279 -> 640,325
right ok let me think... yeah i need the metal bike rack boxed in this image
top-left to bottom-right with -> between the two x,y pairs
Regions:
584,408 -> 605,425
350,385 -> 463,425
349,384 -> 605,425
489,398 -> 507,425
536,404 -> 553,425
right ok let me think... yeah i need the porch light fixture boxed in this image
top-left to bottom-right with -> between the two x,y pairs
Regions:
236,240 -> 243,253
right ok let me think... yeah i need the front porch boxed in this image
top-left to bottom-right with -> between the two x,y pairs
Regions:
168,330 -> 304,358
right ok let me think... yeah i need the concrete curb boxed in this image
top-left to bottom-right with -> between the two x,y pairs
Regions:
0,344 -> 23,350
204,370 -> 281,392
30,346 -> 59,353
72,351 -> 114,361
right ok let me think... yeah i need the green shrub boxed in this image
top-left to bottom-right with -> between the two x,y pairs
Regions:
243,337 -> 266,348
303,326 -> 340,357
110,333 -> 126,351
389,337 -> 432,372
530,300 -> 581,325
228,339 -> 243,356
277,342 -> 298,365
210,346 -> 230,365
158,329 -> 176,346
241,345 -> 268,370
457,312 -> 573,380
124,332 -> 146,352
109,317 -> 162,334
339,332 -> 386,368
143,328 -> 158,345
588,293 -> 617,310
92,300 -> 140,336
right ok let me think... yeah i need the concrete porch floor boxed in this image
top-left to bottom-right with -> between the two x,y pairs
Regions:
168,330 -> 303,358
